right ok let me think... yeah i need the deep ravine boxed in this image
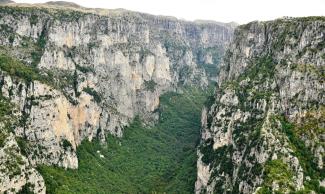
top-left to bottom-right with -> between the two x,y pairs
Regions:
38,87 -> 213,194
0,3 -> 233,192
1,2 -> 324,194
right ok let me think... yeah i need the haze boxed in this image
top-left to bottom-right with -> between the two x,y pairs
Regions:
14,0 -> 325,24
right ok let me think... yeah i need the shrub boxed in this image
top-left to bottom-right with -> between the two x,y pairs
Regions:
61,139 -> 72,150
30,14 -> 38,26
83,87 -> 101,103
0,54 -> 42,83
144,80 -> 157,92
76,64 -> 94,74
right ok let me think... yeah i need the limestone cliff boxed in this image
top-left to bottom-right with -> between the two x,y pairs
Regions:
0,3 -> 234,193
196,17 -> 325,193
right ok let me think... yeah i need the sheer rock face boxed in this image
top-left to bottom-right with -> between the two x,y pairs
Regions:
196,17 -> 325,194
0,4 -> 234,193
0,134 -> 45,194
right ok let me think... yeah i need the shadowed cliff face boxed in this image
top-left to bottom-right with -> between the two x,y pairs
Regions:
0,4 -> 234,193
196,17 -> 325,194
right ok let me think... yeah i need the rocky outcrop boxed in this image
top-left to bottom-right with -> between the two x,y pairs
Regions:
0,3 -> 234,193
0,134 -> 45,194
196,17 -> 325,193
0,95 -> 45,194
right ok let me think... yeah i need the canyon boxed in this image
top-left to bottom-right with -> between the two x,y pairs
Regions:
0,1 -> 324,194
0,1 -> 233,193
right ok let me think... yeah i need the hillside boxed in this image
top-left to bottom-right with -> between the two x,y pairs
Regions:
196,17 -> 325,194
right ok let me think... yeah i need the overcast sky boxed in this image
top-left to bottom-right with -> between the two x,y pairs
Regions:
14,0 -> 325,24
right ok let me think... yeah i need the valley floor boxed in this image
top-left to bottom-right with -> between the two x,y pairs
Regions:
38,87 -> 213,194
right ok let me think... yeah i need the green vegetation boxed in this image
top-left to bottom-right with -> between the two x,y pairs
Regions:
139,48 -> 154,63
87,42 -> 100,50
76,64 -> 94,74
0,96 -> 16,145
199,138 -> 215,165
30,26 -> 48,67
53,9 -> 88,22
322,53 -> 325,60
0,54 -> 44,83
17,183 -> 34,194
291,63 -> 325,78
0,6 -> 48,67
0,96 -> 14,122
0,53 -> 80,105
209,47 -> 325,193
144,80 -> 157,92
82,87 -> 101,103
0,95 -> 14,146
162,32 -> 189,61
200,63 -> 219,79
0,5 -> 86,23
294,108 -> 325,138
0,97 -> 26,180
0,52 -> 60,87
220,55 -> 277,110
200,140 -> 235,188
30,14 -> 38,26
8,34 -> 15,44
240,56 -> 275,82
257,159 -> 294,193
0,132 -> 7,147
5,150 -> 25,179
61,139 -> 72,151
278,115 -> 325,193
0,93 -> 28,180
38,87 -> 213,194
196,46 -> 223,78
0,24 -> 13,33
16,137 -> 29,156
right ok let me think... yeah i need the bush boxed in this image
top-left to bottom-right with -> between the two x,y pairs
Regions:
279,115 -> 323,192
144,80 -> 157,92
61,139 -> 72,150
76,64 -> 94,74
16,137 -> 29,156
0,54 -> 43,83
83,87 -> 101,103
17,183 -> 34,194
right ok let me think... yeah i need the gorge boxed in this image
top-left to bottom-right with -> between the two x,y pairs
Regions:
0,1 -> 324,194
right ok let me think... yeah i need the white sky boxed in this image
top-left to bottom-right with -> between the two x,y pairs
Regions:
14,0 -> 325,24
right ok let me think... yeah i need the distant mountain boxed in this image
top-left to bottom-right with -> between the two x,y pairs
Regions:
45,1 -> 82,8
0,0 -> 14,4
194,19 -> 239,28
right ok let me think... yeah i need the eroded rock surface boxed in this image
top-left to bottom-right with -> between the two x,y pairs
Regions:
0,3 -> 234,193
196,17 -> 325,194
